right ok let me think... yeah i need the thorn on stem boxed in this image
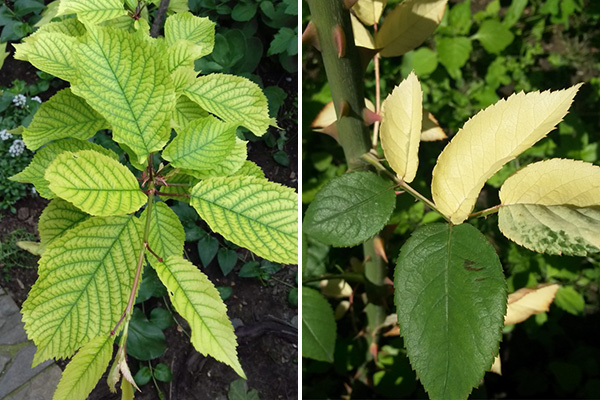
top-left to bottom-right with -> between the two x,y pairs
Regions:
332,25 -> 346,58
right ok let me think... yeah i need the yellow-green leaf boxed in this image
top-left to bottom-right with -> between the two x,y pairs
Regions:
57,0 -> 127,24
183,138 -> 248,179
72,26 -> 176,164
498,158 -> 600,255
153,255 -> 245,377
350,14 -> 375,49
380,71 -> 422,183
36,17 -> 86,36
164,12 -> 215,57
39,198 -> 90,246
172,95 -> 209,131
23,215 -> 142,365
163,116 -> 237,172
22,88 -> 107,151
52,335 -> 114,400
13,32 -> 78,81
45,150 -> 146,216
191,176 -> 297,264
376,0 -> 447,57
352,0 -> 387,26
432,84 -> 581,224
185,74 -> 273,137
144,202 -> 185,260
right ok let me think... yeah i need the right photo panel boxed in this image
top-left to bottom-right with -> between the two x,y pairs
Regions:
302,1 -> 600,399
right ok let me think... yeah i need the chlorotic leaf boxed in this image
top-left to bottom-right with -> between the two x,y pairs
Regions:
421,109 -> 447,141
350,14 -> 375,49
184,138 -> 248,179
52,335 -> 114,400
153,255 -> 245,378
352,0 -> 387,26
185,74 -> 273,137
164,12 -> 215,57
191,176 -> 297,264
10,138 -> 118,199
172,95 -> 208,131
380,71 -> 423,182
505,283 -> 560,325
232,161 -> 266,179
22,215 -> 143,366
498,158 -> 600,255
13,32 -> 78,81
302,287 -> 336,363
36,18 -> 86,37
56,0 -> 127,24
303,171 -> 396,247
38,198 -> 90,246
145,202 -> 185,260
394,223 -> 506,399
22,88 -> 107,151
72,26 -> 176,164
376,0 -> 447,57
45,150 -> 146,216
432,84 -> 581,224
163,116 -> 237,172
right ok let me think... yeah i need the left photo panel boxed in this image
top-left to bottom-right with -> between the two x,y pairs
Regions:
0,1 -> 299,399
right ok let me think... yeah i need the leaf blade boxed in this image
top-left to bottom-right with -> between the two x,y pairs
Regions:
302,287 -> 336,363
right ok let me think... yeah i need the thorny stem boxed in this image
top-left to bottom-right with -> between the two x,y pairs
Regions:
469,204 -> 501,219
371,22 -> 382,149
302,272 -> 365,285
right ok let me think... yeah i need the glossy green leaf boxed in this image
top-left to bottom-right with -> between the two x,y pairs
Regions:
22,215 -> 143,366
45,150 -> 146,216
303,171 -> 396,247
302,287 -> 336,363
22,88 -> 107,151
71,26 -> 175,164
38,198 -> 89,246
153,255 -> 245,377
185,74 -> 273,137
191,176 -> 297,264
52,335 -> 114,400
394,223 -> 507,399
126,308 -> 167,361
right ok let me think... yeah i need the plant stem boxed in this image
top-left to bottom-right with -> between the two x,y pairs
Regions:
469,204 -> 501,219
150,0 -> 170,38
302,272 -> 365,285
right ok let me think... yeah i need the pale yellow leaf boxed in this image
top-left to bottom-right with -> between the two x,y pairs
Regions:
505,283 -> 560,325
352,0 -> 387,25
350,14 -> 375,49
311,99 -> 375,129
380,71 -> 422,182
376,0 -> 447,57
320,279 -> 353,298
432,84 -> 581,224
490,355 -> 502,375
421,109 -> 447,141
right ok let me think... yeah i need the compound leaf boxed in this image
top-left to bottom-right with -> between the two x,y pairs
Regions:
38,198 -> 90,246
190,176 -> 297,264
22,88 -> 107,151
22,215 -> 143,366
380,71 -> 422,183
303,171 -> 396,247
144,202 -> 185,260
72,26 -> 175,164
185,74 -> 273,137
152,255 -> 245,377
52,335 -> 114,400
376,0 -> 447,57
10,138 -> 118,199
498,158 -> 600,256
57,0 -> 127,24
162,116 -> 237,172
302,287 -> 336,363
432,84 -> 581,224
13,32 -> 78,81
394,223 -> 506,399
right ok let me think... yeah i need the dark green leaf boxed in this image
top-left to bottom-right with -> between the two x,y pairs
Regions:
268,27 -> 296,56
197,235 -> 219,266
217,286 -> 233,300
153,363 -> 173,383
218,247 -> 238,276
288,287 -> 297,307
232,1 -> 258,21
263,86 -> 287,118
303,171 -> 396,247
150,307 -> 173,330
14,0 -> 45,17
134,366 -> 152,386
127,308 -> 167,361
228,378 -> 261,400
273,150 -> 290,166
136,265 -> 168,304
239,261 -> 261,278
394,223 -> 506,399
302,287 -> 336,363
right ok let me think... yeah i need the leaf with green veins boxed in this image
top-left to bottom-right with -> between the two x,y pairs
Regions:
165,12 -> 215,57
474,19 -> 514,54
185,74 -> 274,136
38,198 -> 89,246
144,202 -> 185,259
172,95 -> 209,131
303,171 -> 396,247
232,161 -> 266,179
498,159 -> 600,256
10,138 -> 118,199
185,138 -> 248,179
22,88 -> 107,151
56,0 -> 127,24
394,223 -> 506,399
153,255 -> 245,378
191,176 -> 297,264
52,335 -> 114,400
13,32 -> 78,81
22,215 -> 143,366
71,25 -> 175,164
36,17 -> 86,36
268,27 -> 296,56
163,116 -> 237,172
126,308 -> 167,361
302,287 -> 336,363
45,150 -> 146,216
432,84 -> 581,224
436,36 -> 472,75
198,235 -> 219,266
218,248 -> 238,276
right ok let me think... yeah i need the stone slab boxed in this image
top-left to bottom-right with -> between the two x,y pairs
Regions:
0,345 -> 55,398
4,363 -> 61,400
0,293 -> 27,346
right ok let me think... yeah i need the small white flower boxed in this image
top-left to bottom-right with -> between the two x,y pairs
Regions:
31,96 -> 42,103
0,129 -> 12,141
12,94 -> 27,107
8,139 -> 25,157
